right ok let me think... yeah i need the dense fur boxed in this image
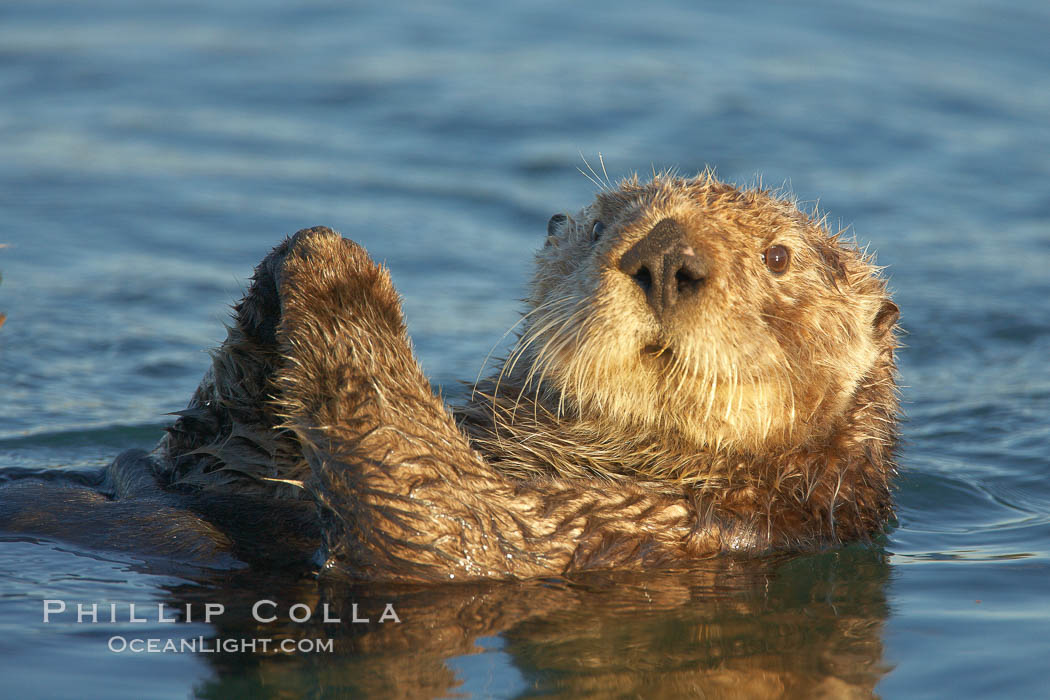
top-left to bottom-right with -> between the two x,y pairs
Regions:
0,174 -> 899,581
459,173 -> 900,553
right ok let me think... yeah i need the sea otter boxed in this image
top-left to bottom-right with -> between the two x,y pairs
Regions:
0,172 -> 900,581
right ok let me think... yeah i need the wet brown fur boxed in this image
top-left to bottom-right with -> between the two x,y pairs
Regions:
458,172 -> 900,556
1,173 -> 900,582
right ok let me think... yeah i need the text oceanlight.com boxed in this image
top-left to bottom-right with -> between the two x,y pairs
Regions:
107,636 -> 334,654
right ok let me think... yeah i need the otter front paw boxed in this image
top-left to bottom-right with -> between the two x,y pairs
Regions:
271,229 -> 419,434
163,227 -> 373,493
276,228 -> 404,342
236,227 -> 349,347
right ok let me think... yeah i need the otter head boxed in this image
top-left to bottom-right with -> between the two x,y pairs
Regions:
519,173 -> 899,455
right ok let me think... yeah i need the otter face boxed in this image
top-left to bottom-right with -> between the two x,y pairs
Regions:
520,174 -> 897,453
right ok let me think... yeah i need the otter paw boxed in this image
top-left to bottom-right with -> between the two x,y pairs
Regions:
277,229 -> 403,338
234,227 -> 347,346
235,228 -> 382,346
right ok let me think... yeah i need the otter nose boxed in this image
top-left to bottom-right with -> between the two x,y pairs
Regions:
618,218 -> 709,316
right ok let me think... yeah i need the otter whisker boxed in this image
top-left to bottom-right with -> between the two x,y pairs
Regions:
557,308 -> 595,419
491,297 -> 576,424
506,298 -> 578,379
598,152 -> 612,189
510,300 -> 585,398
576,166 -> 605,192
474,297 -> 572,400
497,306 -> 574,420
578,151 -> 610,193
526,302 -> 587,384
522,303 -> 589,419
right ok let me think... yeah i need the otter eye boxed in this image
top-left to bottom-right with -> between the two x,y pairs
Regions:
763,244 -> 790,274
591,221 -> 605,240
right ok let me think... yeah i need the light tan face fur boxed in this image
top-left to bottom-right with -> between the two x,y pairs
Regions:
514,173 -> 894,453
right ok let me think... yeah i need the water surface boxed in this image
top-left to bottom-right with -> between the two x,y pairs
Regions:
1,0 -> 1048,697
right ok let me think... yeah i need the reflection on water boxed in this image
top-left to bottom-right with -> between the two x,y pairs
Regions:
129,549 -> 890,699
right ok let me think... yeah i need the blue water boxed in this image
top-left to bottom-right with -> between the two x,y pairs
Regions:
1,0 -> 1048,697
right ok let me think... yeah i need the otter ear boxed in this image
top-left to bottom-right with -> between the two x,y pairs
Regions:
545,213 -> 568,247
872,300 -> 899,338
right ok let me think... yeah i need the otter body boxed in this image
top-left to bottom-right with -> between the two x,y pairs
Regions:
0,173 -> 900,580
